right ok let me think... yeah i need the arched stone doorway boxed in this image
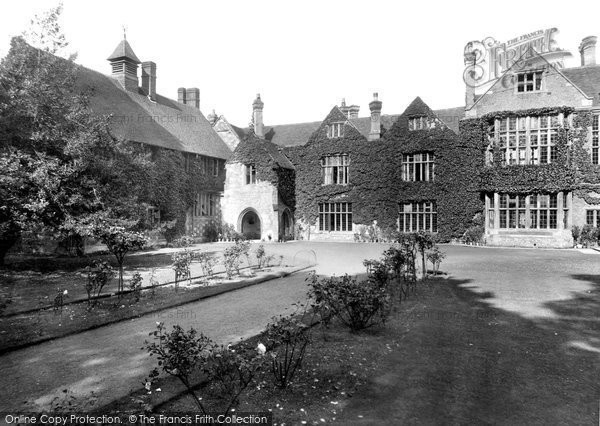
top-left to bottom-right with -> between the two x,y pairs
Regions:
280,209 -> 294,240
240,209 -> 261,240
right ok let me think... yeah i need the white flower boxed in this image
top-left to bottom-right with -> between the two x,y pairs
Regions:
144,381 -> 151,391
63,290 -> 68,295
257,343 -> 267,355
156,322 -> 161,326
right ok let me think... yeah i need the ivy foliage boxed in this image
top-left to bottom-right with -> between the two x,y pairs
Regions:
285,100 -> 484,241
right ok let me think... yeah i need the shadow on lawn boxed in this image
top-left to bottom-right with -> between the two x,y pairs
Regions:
341,277 -> 600,425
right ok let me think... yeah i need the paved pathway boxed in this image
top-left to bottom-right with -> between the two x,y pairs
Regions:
0,272 -> 312,411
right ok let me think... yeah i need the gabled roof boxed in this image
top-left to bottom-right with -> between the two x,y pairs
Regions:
562,65 -> 600,105
107,39 -> 141,63
76,66 -> 231,159
348,115 -> 400,138
432,107 -> 464,134
264,121 -> 321,147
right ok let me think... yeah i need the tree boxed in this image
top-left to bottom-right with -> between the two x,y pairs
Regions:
414,231 -> 435,279
0,5 -> 149,264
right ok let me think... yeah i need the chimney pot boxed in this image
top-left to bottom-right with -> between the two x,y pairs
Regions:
579,36 -> 597,66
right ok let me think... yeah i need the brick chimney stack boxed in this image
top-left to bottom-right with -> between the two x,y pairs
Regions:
368,93 -> 383,141
579,36 -> 597,66
253,94 -> 264,138
340,98 -> 360,118
177,88 -> 186,104
186,88 -> 200,109
141,61 -> 157,101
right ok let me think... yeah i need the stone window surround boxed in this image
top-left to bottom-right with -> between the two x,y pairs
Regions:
321,154 -> 349,185
326,122 -> 344,139
486,192 -> 570,231
487,113 -> 564,166
318,202 -> 352,232
398,201 -> 437,233
586,209 -> 600,227
401,152 -> 435,182
245,163 -> 256,185
515,70 -> 544,93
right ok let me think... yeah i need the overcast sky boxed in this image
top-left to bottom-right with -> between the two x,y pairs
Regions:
1,0 -> 600,126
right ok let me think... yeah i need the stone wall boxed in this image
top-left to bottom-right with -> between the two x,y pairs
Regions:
222,162 -> 280,240
468,68 -> 591,117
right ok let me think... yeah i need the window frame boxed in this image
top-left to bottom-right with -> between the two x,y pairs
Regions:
516,71 -> 544,93
490,114 -> 563,166
592,114 -> 599,165
318,202 -> 353,232
321,154 -> 350,185
327,122 -> 344,139
401,152 -> 435,182
398,201 -> 438,233
245,164 -> 256,185
495,193 -> 561,230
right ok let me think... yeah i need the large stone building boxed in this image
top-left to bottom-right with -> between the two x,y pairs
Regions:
214,29 -> 600,248
82,37 -> 232,238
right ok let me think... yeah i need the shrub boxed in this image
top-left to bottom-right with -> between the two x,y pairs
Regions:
580,224 -> 599,248
572,225 -> 581,245
264,313 -> 311,388
205,342 -> 261,411
363,259 -> 390,288
426,247 -> 446,275
144,322 -> 213,414
223,240 -> 251,279
84,261 -> 114,307
196,251 -> 217,278
172,235 -> 195,248
463,212 -> 485,245
202,222 -> 220,243
307,274 -> 391,331
255,245 -> 267,269
144,323 -> 259,415
129,272 -> 143,302
414,231 -> 435,278
171,249 -> 195,288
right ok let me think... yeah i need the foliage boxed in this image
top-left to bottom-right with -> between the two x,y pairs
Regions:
571,225 -> 581,245
202,221 -> 220,243
414,231 -> 435,278
255,245 -> 267,269
264,313 -> 311,388
307,274 -> 390,331
463,213 -> 485,245
285,104 -> 483,242
171,249 -> 195,288
205,342 -> 261,412
426,247 -> 446,275
196,251 -> 217,278
84,260 -> 114,306
144,322 -> 212,414
579,224 -> 599,248
223,240 -> 250,279
144,322 -> 259,415
172,235 -> 195,248
129,272 -> 143,303
53,288 -> 68,313
0,7 -> 151,265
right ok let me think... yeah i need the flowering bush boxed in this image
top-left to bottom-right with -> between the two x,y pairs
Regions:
223,240 -> 250,279
172,235 -> 195,248
308,274 -> 391,331
196,251 -> 217,278
264,313 -> 311,388
426,247 -> 446,275
129,272 -> 143,302
171,249 -> 195,288
84,261 -> 114,307
144,322 -> 259,415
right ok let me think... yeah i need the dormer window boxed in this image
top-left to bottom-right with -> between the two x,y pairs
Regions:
327,122 -> 344,139
516,71 -> 543,93
408,116 -> 435,131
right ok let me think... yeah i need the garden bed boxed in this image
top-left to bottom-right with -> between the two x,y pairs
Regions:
0,264 -> 308,354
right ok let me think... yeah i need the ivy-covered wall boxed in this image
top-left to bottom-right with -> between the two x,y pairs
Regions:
284,104 -> 486,241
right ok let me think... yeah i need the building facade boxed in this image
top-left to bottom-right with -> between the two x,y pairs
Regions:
215,30 -> 600,248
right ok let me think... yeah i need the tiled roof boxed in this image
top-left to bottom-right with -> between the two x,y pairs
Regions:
348,115 -> 400,138
230,132 -> 294,170
562,65 -> 600,105
107,39 -> 141,63
432,107 -> 465,134
263,121 -> 322,147
76,66 -> 231,160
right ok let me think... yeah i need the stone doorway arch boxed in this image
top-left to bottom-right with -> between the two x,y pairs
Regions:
280,208 -> 294,240
239,208 -> 261,240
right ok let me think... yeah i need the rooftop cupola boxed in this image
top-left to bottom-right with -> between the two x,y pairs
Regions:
107,37 -> 141,91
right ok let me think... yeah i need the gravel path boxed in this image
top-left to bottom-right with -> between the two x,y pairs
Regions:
0,272 -> 312,411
